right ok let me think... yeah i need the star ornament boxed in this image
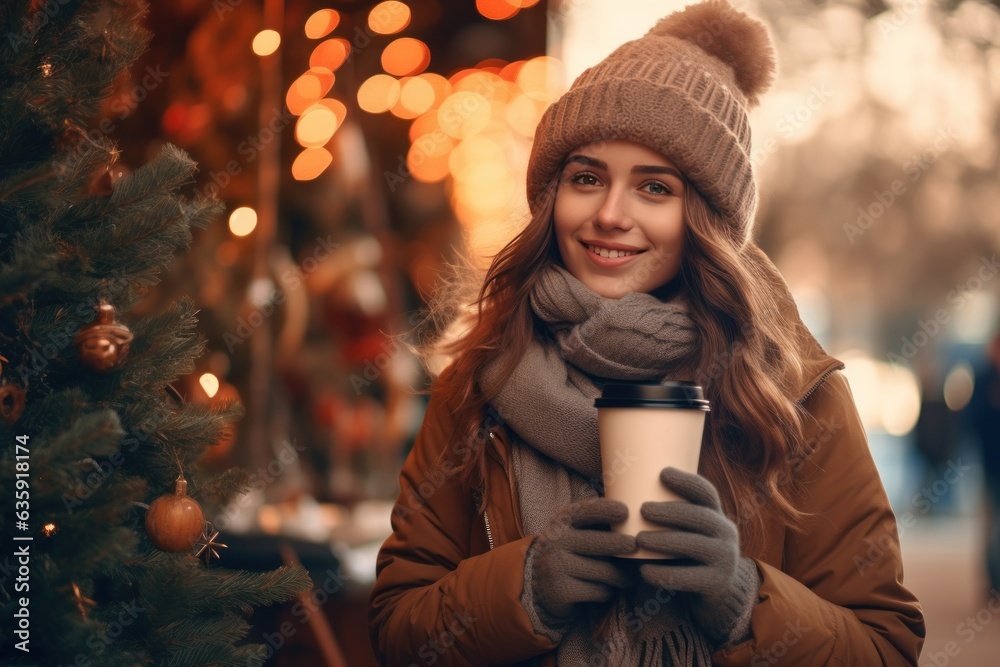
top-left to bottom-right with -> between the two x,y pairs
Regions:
195,529 -> 228,565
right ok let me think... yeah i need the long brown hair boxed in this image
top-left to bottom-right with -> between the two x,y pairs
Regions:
410,177 -> 811,553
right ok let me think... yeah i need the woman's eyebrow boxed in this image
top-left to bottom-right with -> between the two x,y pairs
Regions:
565,154 -> 606,169
632,164 -> 684,181
565,154 -> 683,181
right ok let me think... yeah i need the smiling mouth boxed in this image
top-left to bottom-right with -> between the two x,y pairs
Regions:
583,242 -> 646,259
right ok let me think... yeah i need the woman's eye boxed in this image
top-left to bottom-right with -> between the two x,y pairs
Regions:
642,181 -> 672,196
571,172 -> 599,186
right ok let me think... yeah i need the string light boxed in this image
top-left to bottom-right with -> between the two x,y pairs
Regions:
369,1 -> 411,35
296,105 -> 340,147
358,74 -> 401,113
228,207 -> 258,236
305,9 -> 340,39
381,37 -> 431,77
286,68 -> 336,115
310,39 -> 351,71
252,30 -> 281,56
199,373 -> 220,399
315,98 -> 347,126
477,0 -> 519,20
292,148 -> 334,181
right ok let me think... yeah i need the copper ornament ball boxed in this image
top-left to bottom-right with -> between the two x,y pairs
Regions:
75,301 -> 134,372
0,383 -> 26,425
145,477 -> 206,552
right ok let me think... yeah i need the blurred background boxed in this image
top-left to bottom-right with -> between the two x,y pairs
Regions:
101,0 -> 1000,663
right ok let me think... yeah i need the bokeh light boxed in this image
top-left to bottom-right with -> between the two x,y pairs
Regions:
477,0 -> 519,20
506,93 -> 546,137
517,56 -> 563,102
296,105 -> 340,147
437,91 -> 491,138
449,136 -> 505,183
398,77 -> 435,116
409,112 -> 440,143
199,373 -> 220,399
228,207 -> 257,236
292,147 -> 334,180
358,74 -> 401,113
394,56 -> 565,261
454,70 -> 508,102
310,39 -> 350,71
304,9 -> 340,39
286,68 -> 336,115
944,362 -> 976,412
252,30 -> 281,56
382,38 -> 431,77
369,1 -> 411,35
416,72 -> 451,106
315,98 -> 347,125
879,364 -> 921,436
840,350 -> 921,435
407,140 -> 452,183
499,60 -> 526,81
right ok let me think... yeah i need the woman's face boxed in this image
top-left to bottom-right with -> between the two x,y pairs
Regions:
553,140 -> 685,299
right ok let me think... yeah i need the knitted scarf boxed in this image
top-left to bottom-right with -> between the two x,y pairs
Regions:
480,263 -> 715,666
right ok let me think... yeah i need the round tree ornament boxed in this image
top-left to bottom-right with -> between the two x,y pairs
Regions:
0,382 -> 25,425
0,354 -> 26,425
75,300 -> 134,372
145,476 -> 207,552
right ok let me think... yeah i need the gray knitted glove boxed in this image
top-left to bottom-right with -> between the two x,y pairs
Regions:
527,497 -> 638,629
636,467 -> 760,647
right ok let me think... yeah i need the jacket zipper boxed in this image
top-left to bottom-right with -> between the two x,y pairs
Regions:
797,363 -> 844,405
483,429 -> 499,550
483,509 -> 495,550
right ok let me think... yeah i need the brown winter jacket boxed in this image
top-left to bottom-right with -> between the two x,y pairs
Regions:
369,298 -> 925,666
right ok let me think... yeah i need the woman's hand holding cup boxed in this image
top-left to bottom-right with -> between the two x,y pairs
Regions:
526,497 -> 638,630
635,467 -> 760,647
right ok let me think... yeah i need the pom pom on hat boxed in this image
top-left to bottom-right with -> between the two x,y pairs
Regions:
648,0 -> 776,108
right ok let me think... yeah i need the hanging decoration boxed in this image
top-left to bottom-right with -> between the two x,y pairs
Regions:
85,147 -> 127,196
195,521 -> 228,566
0,354 -> 26,425
144,475 -> 206,552
74,300 -> 134,372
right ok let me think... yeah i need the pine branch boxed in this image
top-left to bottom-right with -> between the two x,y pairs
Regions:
0,1 -> 150,174
162,641 -> 267,667
157,613 -> 251,648
197,467 -> 254,506
121,297 -> 205,384
30,407 -> 123,465
185,565 -> 314,616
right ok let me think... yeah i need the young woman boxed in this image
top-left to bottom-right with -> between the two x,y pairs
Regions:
369,1 -> 925,665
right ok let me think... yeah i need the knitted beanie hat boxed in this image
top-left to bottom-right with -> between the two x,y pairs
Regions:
526,0 -> 777,244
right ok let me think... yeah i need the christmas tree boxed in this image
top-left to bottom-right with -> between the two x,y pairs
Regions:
0,0 -> 312,665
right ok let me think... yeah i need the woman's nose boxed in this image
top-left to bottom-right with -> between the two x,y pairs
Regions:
595,186 -> 633,230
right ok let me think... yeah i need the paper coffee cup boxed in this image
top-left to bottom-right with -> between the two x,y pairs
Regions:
595,381 -> 710,560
